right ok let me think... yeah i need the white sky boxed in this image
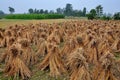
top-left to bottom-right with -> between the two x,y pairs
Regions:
0,0 -> 120,14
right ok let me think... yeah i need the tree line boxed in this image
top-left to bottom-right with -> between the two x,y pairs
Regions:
0,3 -> 87,17
0,3 -> 120,20
28,3 -> 86,17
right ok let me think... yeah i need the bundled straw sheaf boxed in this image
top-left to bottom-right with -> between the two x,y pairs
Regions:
4,45 -> 31,79
67,48 -> 91,80
39,44 -> 66,77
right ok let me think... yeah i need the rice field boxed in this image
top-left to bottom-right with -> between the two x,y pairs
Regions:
0,19 -> 77,28
0,19 -> 120,80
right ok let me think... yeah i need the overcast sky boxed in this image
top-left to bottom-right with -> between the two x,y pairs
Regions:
0,0 -> 120,14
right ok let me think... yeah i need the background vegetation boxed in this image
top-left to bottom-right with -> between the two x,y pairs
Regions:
0,3 -> 120,20
5,14 -> 65,19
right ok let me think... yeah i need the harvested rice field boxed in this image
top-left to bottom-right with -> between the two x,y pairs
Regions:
0,20 -> 120,80
0,19 -> 76,29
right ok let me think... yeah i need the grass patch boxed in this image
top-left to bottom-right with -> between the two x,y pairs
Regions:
30,69 -> 68,80
114,52 -> 120,60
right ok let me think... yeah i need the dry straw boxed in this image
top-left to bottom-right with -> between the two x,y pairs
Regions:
0,20 -> 120,79
39,44 -> 66,77
67,48 -> 91,80
4,45 -> 31,79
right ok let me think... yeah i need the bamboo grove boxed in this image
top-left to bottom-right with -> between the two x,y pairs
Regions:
0,20 -> 120,80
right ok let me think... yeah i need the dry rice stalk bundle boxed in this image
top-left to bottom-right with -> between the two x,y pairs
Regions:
61,38 -> 77,58
4,30 -> 12,37
38,50 -> 50,70
0,43 -> 20,63
92,51 -> 117,80
106,31 -> 115,44
29,30 -> 37,44
38,43 -> 56,70
112,60 -> 120,79
114,30 -> 120,39
83,34 -> 94,47
47,30 -> 61,45
6,37 -> 16,48
111,38 -> 120,52
49,45 -> 66,77
40,32 -> 48,40
19,39 -> 37,65
98,40 -> 110,58
87,39 -> 98,64
4,45 -> 31,79
36,38 -> 47,57
0,38 -> 6,48
0,30 -> 4,47
23,29 -> 33,42
76,36 -> 84,47
39,44 -> 66,77
57,28 -> 65,43
0,50 -> 9,63
67,48 -> 91,80
4,30 -> 13,47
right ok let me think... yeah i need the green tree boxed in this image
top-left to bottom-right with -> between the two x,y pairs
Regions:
28,8 -> 34,14
101,15 -> 111,20
34,9 -> 37,14
9,7 -> 15,14
36,10 -> 40,14
0,10 -> 5,19
99,6 -> 103,16
0,10 -> 4,15
56,8 -> 64,14
96,5 -> 103,17
114,12 -> 120,20
90,9 -> 97,17
44,10 -> 48,14
49,10 -> 54,14
72,10 -> 83,17
40,9 -> 44,14
82,7 -> 86,16
87,9 -> 96,20
64,3 -> 73,16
